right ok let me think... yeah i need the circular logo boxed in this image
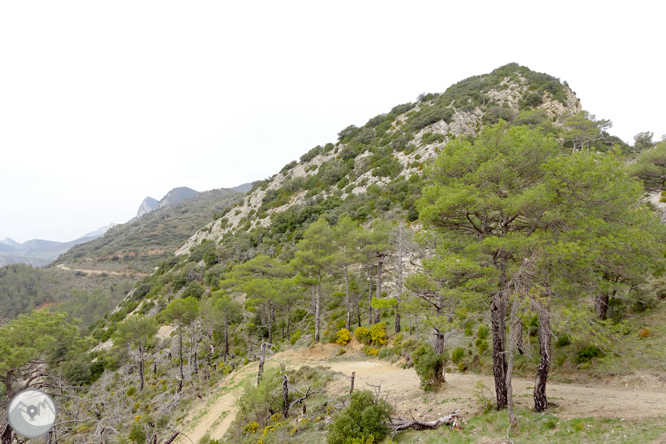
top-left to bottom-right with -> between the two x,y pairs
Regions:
7,389 -> 57,438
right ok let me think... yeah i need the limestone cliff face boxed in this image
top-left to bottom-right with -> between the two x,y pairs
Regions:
136,197 -> 159,219
176,64 -> 583,255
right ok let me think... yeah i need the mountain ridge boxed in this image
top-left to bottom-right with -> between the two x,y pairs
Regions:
177,63 -> 582,255
0,224 -> 117,267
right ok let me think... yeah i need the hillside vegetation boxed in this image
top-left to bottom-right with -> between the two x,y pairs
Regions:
1,63 -> 665,444
0,263 -> 134,325
55,187 -> 243,273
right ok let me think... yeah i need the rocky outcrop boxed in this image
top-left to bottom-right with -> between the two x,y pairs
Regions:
137,197 -> 159,218
135,188 -> 199,219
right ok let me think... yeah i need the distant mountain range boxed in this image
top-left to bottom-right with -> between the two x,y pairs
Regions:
134,184 -> 253,219
55,186 -> 244,273
133,187 -> 200,220
0,224 -> 117,267
2,182 -> 254,269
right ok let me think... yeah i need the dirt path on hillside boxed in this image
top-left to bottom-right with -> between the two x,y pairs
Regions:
175,344 -> 666,444
55,263 -> 144,276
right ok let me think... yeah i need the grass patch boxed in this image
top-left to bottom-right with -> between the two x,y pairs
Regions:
393,409 -> 666,443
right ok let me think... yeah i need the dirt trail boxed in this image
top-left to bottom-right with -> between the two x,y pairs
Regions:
175,344 -> 666,444
56,263 -> 144,276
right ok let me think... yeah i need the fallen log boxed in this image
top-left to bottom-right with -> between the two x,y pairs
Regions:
388,414 -> 461,431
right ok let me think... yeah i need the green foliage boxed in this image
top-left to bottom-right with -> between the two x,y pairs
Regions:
477,325 -> 489,340
0,263 -> 133,326
555,333 -> 572,347
520,91 -> 544,109
633,131 -> 655,153
451,347 -> 465,364
163,297 -> 200,327
354,327 -> 371,345
354,327 -> 372,345
327,390 -> 392,444
300,145 -> 324,163
628,140 -> 666,192
128,421 -> 146,443
290,330 -> 302,345
0,310 -> 79,394
575,345 -> 603,364
280,160 -> 298,174
408,107 -> 454,131
412,345 -> 446,391
181,282 -> 204,300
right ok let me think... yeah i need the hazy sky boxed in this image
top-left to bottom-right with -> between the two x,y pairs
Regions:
1,1 -> 663,243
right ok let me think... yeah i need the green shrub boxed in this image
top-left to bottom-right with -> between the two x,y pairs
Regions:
361,346 -> 379,357
477,325 -> 489,340
280,160 -> 298,174
575,345 -> 602,363
451,347 -> 464,364
412,345 -> 446,391
408,107 -> 454,131
555,333 -> 572,347
290,331 -> 302,345
300,145 -> 323,163
354,327 -> 371,345
327,390 -> 392,444
520,91 -> 544,109
128,422 -> 146,443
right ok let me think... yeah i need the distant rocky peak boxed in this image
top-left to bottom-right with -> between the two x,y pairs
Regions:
156,187 -> 199,210
136,197 -> 159,219
135,187 -> 199,219
0,238 -> 20,247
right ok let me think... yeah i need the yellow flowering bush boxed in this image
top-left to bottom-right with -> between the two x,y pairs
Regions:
336,328 -> 352,345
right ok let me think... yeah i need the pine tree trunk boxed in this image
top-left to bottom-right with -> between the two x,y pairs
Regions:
139,348 -> 145,392
506,293 -> 522,427
396,231 -> 404,334
395,305 -> 401,334
282,375 -> 289,419
491,291 -> 508,410
257,343 -> 266,385
224,320 -> 229,363
1,424 -> 13,444
534,308 -> 552,412
594,293 -> 609,320
191,324 -> 198,376
178,324 -> 184,392
268,308 -> 273,345
314,285 -> 321,342
368,272 -> 373,325
345,269 -> 351,331
374,259 -> 383,324
286,303 -> 291,339
434,330 -> 444,354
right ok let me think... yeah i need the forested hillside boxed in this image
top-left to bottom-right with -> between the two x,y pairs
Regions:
0,263 -> 134,325
2,63 -> 666,444
54,187 -> 243,273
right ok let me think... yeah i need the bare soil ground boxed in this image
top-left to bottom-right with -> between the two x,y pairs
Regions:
56,263 -> 146,276
175,343 -> 666,444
